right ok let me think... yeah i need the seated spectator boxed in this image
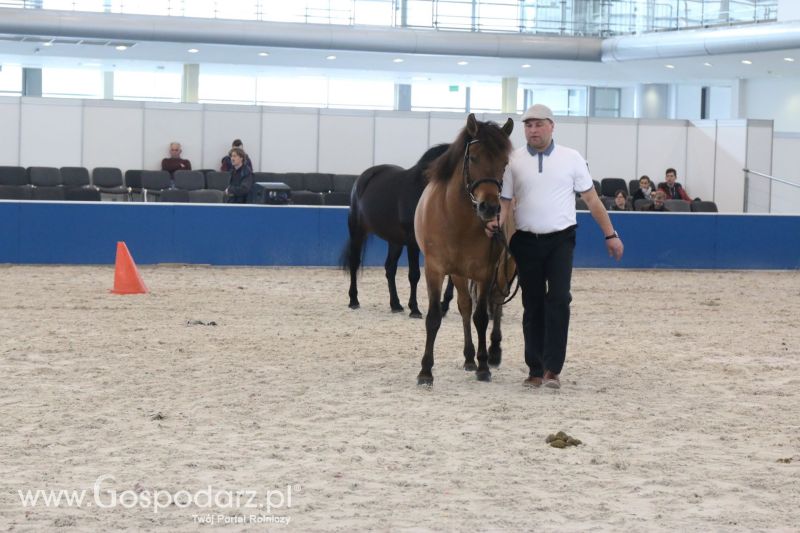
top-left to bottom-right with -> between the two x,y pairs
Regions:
225,148 -> 254,203
633,175 -> 654,202
610,189 -> 630,211
161,142 -> 192,176
220,139 -> 253,172
645,189 -> 669,211
659,168 -> 691,201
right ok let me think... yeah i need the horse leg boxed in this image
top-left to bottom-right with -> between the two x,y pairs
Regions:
346,213 -> 365,310
418,269 -> 445,386
450,276 -> 475,371
406,244 -> 423,319
440,276 -> 454,317
385,242 -> 404,313
488,300 -> 503,368
473,282 -> 492,382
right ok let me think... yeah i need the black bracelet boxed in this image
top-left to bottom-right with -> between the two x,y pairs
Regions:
605,231 -> 619,240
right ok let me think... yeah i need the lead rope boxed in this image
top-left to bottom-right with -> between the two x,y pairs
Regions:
486,217 -> 520,306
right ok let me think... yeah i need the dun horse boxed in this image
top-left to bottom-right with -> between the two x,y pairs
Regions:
415,113 -> 514,385
342,144 -> 451,318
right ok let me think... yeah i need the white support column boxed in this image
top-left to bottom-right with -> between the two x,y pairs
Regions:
182,63 -> 199,103
501,77 -> 518,113
103,71 -> 114,99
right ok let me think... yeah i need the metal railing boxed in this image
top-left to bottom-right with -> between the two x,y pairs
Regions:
0,0 -> 780,37
743,168 -> 800,213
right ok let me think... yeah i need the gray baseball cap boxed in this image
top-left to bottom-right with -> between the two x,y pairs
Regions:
521,104 -> 554,123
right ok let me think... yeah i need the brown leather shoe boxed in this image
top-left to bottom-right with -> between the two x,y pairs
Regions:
543,371 -> 561,389
523,376 -> 543,388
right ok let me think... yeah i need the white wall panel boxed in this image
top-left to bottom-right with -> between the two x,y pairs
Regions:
202,106 -> 262,171
586,118 -> 637,182
429,114 -> 468,147
261,108 -> 318,172
553,117 -> 587,157
714,120 -> 748,212
686,121 -> 717,204
0,97 -> 20,166
143,104 -> 203,171
373,113 -> 429,168
20,98 -> 82,167
770,135 -> 800,213
318,110 -> 374,174
637,119 -> 687,189
744,120 -> 774,213
82,101 -> 143,171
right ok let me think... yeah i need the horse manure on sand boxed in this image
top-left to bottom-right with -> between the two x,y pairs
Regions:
546,431 -> 582,449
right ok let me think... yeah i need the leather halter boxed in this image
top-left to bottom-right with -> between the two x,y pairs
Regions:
462,138 -> 503,207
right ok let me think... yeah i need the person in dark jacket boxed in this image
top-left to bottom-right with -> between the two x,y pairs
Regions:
220,139 -> 253,172
610,189 -> 630,211
658,168 -> 691,201
225,148 -> 254,203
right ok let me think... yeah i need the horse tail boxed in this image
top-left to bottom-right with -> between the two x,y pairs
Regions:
340,174 -> 369,273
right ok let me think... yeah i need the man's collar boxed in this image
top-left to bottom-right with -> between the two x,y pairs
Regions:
527,140 -> 555,157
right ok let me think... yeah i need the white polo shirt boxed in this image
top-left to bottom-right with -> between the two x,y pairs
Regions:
502,140 -> 593,234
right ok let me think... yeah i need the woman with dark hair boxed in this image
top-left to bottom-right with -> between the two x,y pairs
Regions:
610,189 -> 630,211
225,147 -> 254,203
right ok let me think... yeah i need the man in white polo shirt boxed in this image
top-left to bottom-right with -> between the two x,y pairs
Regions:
487,104 -> 624,389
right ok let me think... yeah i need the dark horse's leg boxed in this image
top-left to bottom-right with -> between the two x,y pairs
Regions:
418,269 -> 445,386
385,242 -> 405,313
452,276 -> 476,372
473,281 -> 492,382
440,276 -> 455,317
488,301 -> 503,368
406,244 -> 423,319
346,210 -> 365,310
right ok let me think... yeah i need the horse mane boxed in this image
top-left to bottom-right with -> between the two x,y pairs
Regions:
425,119 -> 512,183
415,143 -> 449,169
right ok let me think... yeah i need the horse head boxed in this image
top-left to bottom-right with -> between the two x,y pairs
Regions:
463,113 -> 514,222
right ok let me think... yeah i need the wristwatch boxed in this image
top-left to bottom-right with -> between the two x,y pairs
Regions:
605,231 -> 619,240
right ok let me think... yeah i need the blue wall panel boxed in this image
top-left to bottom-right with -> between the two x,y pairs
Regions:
1,201 -> 798,269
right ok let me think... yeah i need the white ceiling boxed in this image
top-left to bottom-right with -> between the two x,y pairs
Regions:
1,32 -> 799,87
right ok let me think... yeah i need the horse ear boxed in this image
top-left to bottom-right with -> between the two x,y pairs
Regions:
466,113 -> 479,137
502,117 -> 514,136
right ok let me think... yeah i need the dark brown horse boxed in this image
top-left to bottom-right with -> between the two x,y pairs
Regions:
415,113 -> 514,385
342,144 -> 452,318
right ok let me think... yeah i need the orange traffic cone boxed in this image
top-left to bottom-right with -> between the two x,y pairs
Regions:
111,241 -> 148,295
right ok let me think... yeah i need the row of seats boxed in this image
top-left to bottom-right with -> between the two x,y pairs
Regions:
577,197 -> 718,212
251,172 -> 357,206
0,166 -> 359,205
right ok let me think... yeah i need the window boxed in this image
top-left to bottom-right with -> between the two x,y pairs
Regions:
114,71 -> 181,102
593,87 -> 621,118
523,84 -> 587,116
411,82 -> 466,112
0,64 -> 23,96
256,75 -> 328,107
327,79 -> 394,109
42,68 -> 103,99
199,73 -> 257,105
468,81 -> 501,113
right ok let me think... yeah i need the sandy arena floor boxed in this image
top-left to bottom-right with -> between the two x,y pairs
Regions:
0,265 -> 799,532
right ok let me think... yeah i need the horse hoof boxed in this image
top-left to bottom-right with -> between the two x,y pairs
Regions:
409,310 -> 423,319
417,374 -> 434,386
488,354 -> 502,368
349,303 -> 360,310
463,361 -> 477,372
391,306 -> 405,313
476,370 -> 492,382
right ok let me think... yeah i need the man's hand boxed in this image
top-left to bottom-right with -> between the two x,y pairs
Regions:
606,236 -> 624,261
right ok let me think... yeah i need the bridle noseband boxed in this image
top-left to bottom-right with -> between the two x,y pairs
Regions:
462,138 -> 503,207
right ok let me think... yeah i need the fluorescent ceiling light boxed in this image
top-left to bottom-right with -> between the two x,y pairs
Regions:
188,48 -> 199,53
457,60 -> 468,66
258,52 -> 269,57
741,59 -> 752,65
